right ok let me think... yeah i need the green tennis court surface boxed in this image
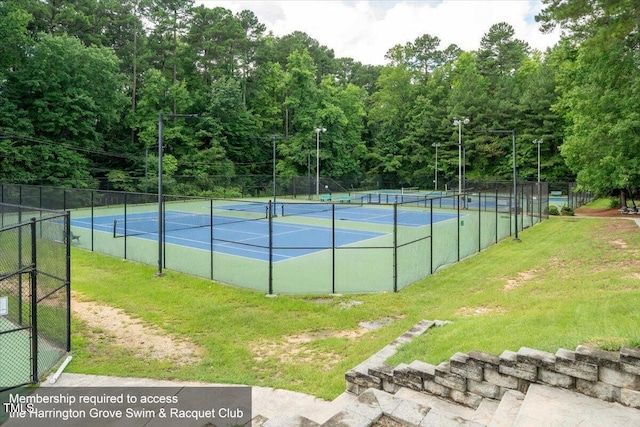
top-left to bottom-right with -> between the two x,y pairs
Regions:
71,204 -> 458,262
0,316 -> 64,390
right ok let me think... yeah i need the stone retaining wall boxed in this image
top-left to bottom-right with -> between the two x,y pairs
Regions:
346,345 -> 640,410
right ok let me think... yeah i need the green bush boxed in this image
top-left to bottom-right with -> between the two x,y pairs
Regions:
549,205 -> 560,215
561,205 -> 575,216
609,198 -> 620,209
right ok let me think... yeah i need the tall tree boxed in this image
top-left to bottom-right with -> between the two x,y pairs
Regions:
0,1 -> 31,73
204,77 -> 260,175
266,31 -> 337,82
185,6 -> 243,86
250,61 -> 286,135
513,52 -> 568,182
278,49 -> 319,175
477,22 -> 530,79
316,77 -> 367,178
537,0 -> 640,41
367,64 -> 415,183
538,0 -> 640,199
557,37 -> 640,198
3,34 -> 125,186
148,0 -> 194,114
236,9 -> 266,105
15,0 -> 104,45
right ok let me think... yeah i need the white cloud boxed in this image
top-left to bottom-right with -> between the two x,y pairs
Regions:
197,0 -> 561,65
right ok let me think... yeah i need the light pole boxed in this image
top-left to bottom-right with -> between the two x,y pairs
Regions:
453,118 -> 469,195
533,138 -> 543,218
533,139 -> 543,183
157,113 -> 206,276
145,145 -> 150,193
431,142 -> 441,190
271,135 -> 281,214
479,129 -> 519,241
307,151 -> 311,200
314,126 -> 326,198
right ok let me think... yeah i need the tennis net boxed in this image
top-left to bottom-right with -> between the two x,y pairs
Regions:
401,186 -> 420,194
279,200 -> 363,218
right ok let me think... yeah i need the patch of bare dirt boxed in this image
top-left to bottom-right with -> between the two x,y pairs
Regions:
250,318 -> 401,368
250,330 -> 350,369
454,305 -> 506,317
251,339 -> 340,368
609,239 -> 628,249
504,270 -> 538,291
72,293 -> 203,365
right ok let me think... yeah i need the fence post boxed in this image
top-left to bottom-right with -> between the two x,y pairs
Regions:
429,200 -> 434,275
495,189 -> 499,243
124,192 -> 128,260
509,185 -> 514,238
210,199 -> 214,281
91,190 -> 95,251
30,218 -> 38,384
332,204 -> 336,294
393,204 -> 398,292
457,193 -> 461,262
268,200 -> 273,295
65,213 -> 71,352
18,208 -> 23,325
478,193 -> 482,252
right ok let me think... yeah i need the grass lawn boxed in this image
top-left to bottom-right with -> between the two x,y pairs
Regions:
68,203 -> 640,400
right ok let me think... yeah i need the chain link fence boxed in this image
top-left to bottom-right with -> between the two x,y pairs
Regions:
0,182 -> 561,295
0,204 -> 70,392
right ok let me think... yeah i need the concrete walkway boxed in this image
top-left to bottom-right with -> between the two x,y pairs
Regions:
42,372 -> 355,425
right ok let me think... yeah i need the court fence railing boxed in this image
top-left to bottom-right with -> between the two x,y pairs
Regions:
1,182 -> 552,295
0,203 -> 71,392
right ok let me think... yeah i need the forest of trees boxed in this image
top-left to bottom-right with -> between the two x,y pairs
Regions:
0,0 -> 638,200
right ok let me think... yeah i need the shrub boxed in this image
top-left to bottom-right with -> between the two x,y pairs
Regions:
561,205 -> 575,216
549,205 -> 560,216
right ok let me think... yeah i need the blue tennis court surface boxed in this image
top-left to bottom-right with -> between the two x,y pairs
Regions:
71,211 -> 385,262
278,203 -> 457,227
71,205 -> 458,262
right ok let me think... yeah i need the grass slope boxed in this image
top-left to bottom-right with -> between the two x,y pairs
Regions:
69,212 -> 640,399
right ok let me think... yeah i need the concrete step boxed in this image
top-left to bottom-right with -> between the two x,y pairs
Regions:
251,414 -> 269,426
322,388 -> 486,427
394,387 -> 499,425
513,384 -> 640,427
487,390 -> 524,427
263,414 -> 320,427
251,387 -> 356,425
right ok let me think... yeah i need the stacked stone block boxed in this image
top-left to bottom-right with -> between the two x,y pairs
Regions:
345,345 -> 640,411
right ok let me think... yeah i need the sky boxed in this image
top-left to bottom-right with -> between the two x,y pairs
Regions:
197,0 -> 562,65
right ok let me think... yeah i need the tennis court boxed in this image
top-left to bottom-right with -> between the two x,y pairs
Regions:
351,189 -> 524,212
71,209 -> 391,262
70,202 -> 462,263
277,203 -> 457,227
